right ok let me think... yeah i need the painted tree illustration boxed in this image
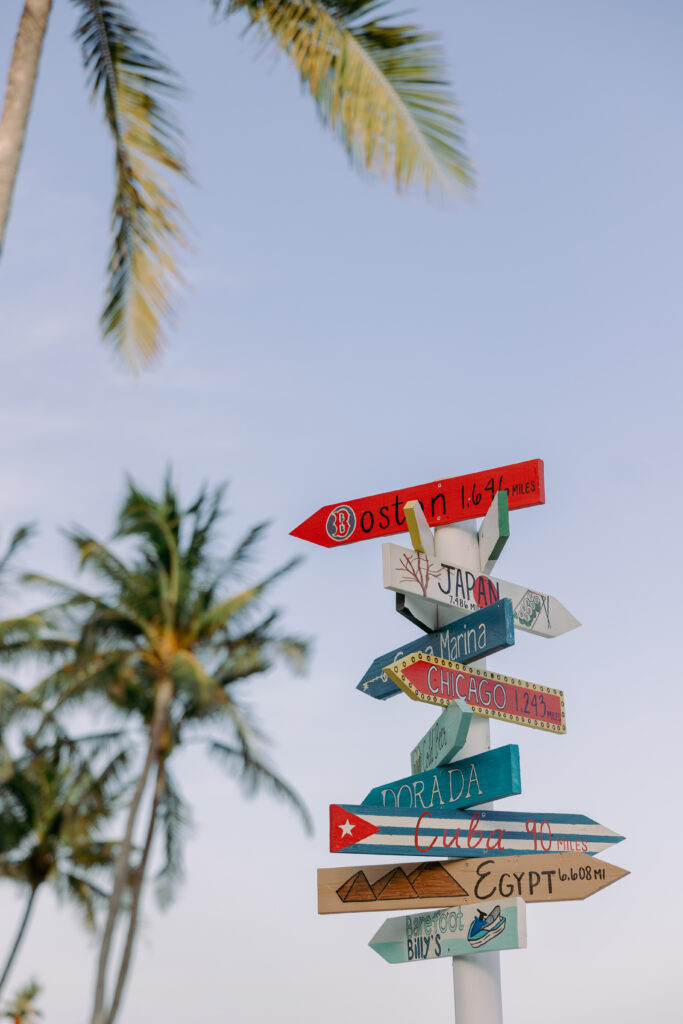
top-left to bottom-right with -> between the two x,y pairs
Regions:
398,552 -> 442,597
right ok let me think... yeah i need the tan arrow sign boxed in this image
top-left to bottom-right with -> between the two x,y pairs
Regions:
317,854 -> 628,915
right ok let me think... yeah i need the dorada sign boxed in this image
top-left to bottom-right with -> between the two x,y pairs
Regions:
361,745 -> 522,813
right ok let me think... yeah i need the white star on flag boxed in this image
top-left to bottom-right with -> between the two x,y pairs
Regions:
339,819 -> 355,838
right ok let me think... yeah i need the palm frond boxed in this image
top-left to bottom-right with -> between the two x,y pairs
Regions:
0,524 -> 36,580
223,0 -> 473,194
153,768 -> 187,908
208,739 -> 312,834
71,0 -> 188,370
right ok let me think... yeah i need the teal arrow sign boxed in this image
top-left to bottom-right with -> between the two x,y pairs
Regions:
409,701 -> 472,774
369,897 -> 527,963
361,745 -> 521,813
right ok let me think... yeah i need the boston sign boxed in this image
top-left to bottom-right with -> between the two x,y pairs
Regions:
290,459 -> 544,547
384,652 -> 566,733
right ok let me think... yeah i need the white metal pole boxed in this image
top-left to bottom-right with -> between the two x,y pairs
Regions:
434,521 -> 504,1024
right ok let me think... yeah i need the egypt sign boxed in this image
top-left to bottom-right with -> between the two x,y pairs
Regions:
360,744 -> 522,813
329,804 -> 623,859
290,459 -> 544,547
356,600 -> 515,700
384,652 -> 566,733
317,854 -> 629,915
383,542 -> 580,638
369,897 -> 526,963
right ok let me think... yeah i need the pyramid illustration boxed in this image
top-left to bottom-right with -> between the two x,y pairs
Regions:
336,871 -> 376,903
408,862 -> 468,898
371,867 -> 418,900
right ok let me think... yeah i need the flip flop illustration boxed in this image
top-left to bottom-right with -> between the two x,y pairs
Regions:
467,905 -> 507,948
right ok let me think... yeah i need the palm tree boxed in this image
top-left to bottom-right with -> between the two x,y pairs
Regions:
26,472 -> 311,1024
0,0 -> 472,370
1,979 -> 42,1024
0,732 -> 128,998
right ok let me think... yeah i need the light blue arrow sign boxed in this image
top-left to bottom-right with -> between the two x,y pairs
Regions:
330,803 -> 625,859
357,599 -> 515,700
409,704 -> 473,774
369,897 -> 527,963
360,745 -> 522,814
410,701 -> 472,774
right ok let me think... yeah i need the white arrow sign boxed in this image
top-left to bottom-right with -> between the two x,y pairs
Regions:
383,542 -> 580,638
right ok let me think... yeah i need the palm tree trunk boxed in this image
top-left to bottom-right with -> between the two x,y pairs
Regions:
91,678 -> 173,1024
105,760 -> 165,1024
0,0 -> 53,257
0,885 -> 38,998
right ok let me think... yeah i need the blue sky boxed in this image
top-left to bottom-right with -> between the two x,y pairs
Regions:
0,1 -> 681,1021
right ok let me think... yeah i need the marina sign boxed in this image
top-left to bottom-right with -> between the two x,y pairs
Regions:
357,600 -> 515,700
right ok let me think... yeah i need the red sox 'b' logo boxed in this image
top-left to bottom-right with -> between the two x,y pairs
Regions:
326,505 -> 356,542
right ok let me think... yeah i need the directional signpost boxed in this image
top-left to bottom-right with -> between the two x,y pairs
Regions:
361,744 -> 522,812
318,854 -> 629,914
383,541 -> 580,638
292,458 -> 627,1024
384,652 -> 566,733
291,459 -> 544,547
329,802 -> 624,858
369,897 -> 527,963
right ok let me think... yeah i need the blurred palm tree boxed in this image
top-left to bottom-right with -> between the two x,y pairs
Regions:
0,733 -> 128,998
26,472 -> 310,1024
1,979 -> 42,1024
0,0 -> 472,370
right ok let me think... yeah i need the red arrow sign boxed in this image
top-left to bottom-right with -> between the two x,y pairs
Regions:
384,653 -> 566,733
290,459 -> 545,547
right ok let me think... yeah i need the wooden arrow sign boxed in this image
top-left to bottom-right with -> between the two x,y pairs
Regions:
369,897 -> 526,963
383,542 -> 580,638
477,490 -> 510,574
290,459 -> 544,547
329,804 -> 623,859
356,600 -> 515,700
361,745 -> 522,813
318,854 -> 628,914
384,652 -> 566,733
408,702 -> 473,775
